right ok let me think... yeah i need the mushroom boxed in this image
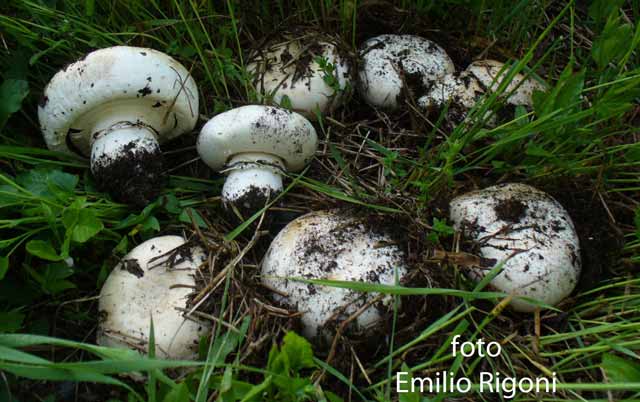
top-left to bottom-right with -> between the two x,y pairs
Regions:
197,105 -> 317,214
98,235 -> 208,359
418,60 -> 545,123
247,32 -> 352,118
38,46 -> 199,206
449,183 -> 581,312
357,34 -> 455,109
261,210 -> 408,340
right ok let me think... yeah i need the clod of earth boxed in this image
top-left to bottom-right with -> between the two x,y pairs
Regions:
357,34 -> 454,110
450,183 -> 581,312
261,210 -> 409,341
197,105 -> 318,216
38,46 -> 199,206
98,235 -> 208,360
247,30 -> 352,118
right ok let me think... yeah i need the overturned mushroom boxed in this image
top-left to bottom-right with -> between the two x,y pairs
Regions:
38,46 -> 199,206
247,31 -> 352,118
358,34 -> 455,109
261,210 -> 408,340
98,235 -> 208,359
450,183 -> 581,312
419,59 -> 545,123
197,105 -> 317,215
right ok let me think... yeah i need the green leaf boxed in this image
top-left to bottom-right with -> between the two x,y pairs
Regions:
17,168 -> 78,200
0,256 -> 8,280
325,391 -> 344,402
179,208 -> 207,229
162,382 -> 190,402
555,69 -> 585,110
26,240 -> 62,261
0,79 -> 29,129
72,209 -> 103,243
589,0 -> 624,23
140,216 -> 160,233
161,194 -> 182,214
0,312 -> 25,332
602,353 -> 640,382
280,332 -> 315,373
432,218 -> 455,236
398,364 -> 420,402
592,16 -> 633,70
41,263 -> 76,295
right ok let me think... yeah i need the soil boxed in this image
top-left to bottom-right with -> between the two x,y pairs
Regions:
494,198 -> 528,222
539,178 -> 626,291
223,184 -> 276,222
120,258 -> 144,278
91,141 -> 166,207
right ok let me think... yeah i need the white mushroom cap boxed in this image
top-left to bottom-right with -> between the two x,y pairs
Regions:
98,235 -> 208,359
418,70 -> 483,110
261,210 -> 408,340
358,34 -> 455,109
450,183 -> 581,312
38,46 -> 198,156
197,105 -> 317,212
419,59 -> 545,112
247,34 -> 351,118
466,60 -> 545,106
38,46 -> 198,205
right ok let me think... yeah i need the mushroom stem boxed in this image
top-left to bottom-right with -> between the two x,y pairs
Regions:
90,123 -> 164,206
221,153 -> 284,212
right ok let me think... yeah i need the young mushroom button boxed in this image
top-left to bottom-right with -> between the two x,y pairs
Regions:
98,235 -> 208,359
197,105 -> 318,214
450,183 -> 581,312
38,46 -> 199,206
358,34 -> 455,110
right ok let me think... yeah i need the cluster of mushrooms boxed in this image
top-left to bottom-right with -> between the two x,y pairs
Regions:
37,34 -> 580,360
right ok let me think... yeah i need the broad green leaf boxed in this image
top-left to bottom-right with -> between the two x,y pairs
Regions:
325,391 -> 344,402
280,332 -> 315,372
17,168 -> 78,200
0,79 -> 29,129
161,193 -> 181,214
555,69 -> 585,110
602,353 -> 640,382
0,312 -> 24,332
398,364 -> 420,402
162,382 -> 189,402
42,263 -> 76,295
0,256 -> 8,280
72,209 -> 103,243
592,16 -> 633,69
0,184 -> 20,205
0,345 -> 50,364
140,216 -> 160,233
179,208 -> 207,229
26,240 -> 61,261
588,0 -> 625,23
